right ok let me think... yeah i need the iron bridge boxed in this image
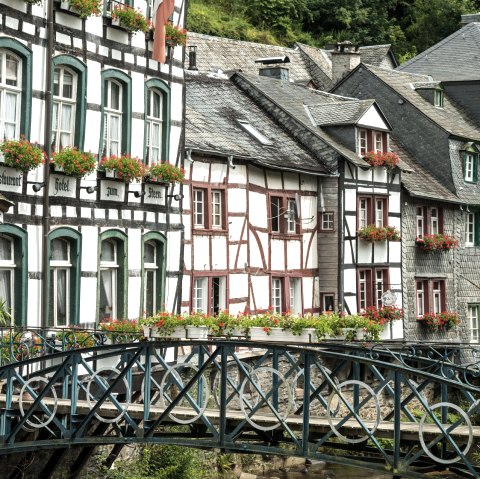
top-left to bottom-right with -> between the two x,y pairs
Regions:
0,328 -> 479,478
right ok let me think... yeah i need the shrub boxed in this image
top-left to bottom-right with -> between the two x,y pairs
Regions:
52,147 -> 96,177
0,137 -> 44,173
100,155 -> 146,182
145,162 -> 185,183
165,23 -> 188,46
112,4 -> 152,33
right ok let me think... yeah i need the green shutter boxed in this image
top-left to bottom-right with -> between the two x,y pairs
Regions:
474,154 -> 478,183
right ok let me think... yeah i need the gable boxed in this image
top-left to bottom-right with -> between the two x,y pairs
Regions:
357,105 -> 389,130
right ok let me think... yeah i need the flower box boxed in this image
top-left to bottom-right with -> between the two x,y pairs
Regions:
418,312 -> 459,332
358,225 -> 401,242
52,147 -> 96,177
146,325 -> 185,339
144,162 -> 185,184
164,23 -> 187,47
224,327 -> 248,338
60,0 -> 101,18
100,155 -> 145,183
186,326 -> 209,339
363,151 -> 399,170
0,138 -> 44,174
111,4 -> 151,33
249,326 -> 316,343
416,234 -> 458,252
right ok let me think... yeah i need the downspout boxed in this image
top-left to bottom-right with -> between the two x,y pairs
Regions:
41,0 -> 53,326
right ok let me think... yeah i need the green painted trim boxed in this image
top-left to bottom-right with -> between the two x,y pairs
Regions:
47,227 -> 82,326
144,78 -> 171,164
52,55 -> 87,151
140,231 -> 167,316
99,69 -> 132,157
98,230 -> 128,322
463,152 -> 478,184
475,212 -> 480,247
0,225 -> 27,326
0,38 -> 32,139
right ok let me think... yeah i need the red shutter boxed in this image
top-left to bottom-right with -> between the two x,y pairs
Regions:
423,207 -> 429,235
438,208 -> 444,234
367,130 -> 373,152
382,132 -> 388,153
440,280 -> 446,311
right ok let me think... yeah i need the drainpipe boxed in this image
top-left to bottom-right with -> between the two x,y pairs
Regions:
41,0 -> 53,326
337,160 -> 345,313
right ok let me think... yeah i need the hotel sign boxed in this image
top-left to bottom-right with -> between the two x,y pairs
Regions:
100,180 -> 126,202
0,166 -> 22,193
143,182 -> 166,205
49,174 -> 77,198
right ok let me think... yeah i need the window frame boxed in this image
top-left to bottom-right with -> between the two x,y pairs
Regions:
357,195 -> 388,230
415,278 -> 446,318
357,268 -> 388,311
0,39 -> 33,139
49,238 -> 72,327
320,211 -> 335,232
144,79 -> 171,166
47,227 -> 81,327
415,206 -> 444,238
464,152 -> 478,184
269,193 -> 301,235
321,293 -> 335,313
468,304 -> 479,343
141,232 -> 167,317
357,128 -> 388,156
191,184 -> 227,232
99,69 -> 132,158
52,55 -> 87,151
434,89 -> 444,108
191,274 -> 227,314
98,230 -> 127,323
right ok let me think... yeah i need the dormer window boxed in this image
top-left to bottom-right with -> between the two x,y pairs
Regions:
434,89 -> 444,108
358,129 -> 367,155
357,128 -> 387,156
374,132 -> 383,153
462,143 -> 480,183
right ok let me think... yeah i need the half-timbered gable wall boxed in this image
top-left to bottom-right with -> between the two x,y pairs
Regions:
183,153 -> 320,316
0,0 -> 185,326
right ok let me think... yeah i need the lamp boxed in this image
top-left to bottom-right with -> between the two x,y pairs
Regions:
228,155 -> 235,170
27,181 -> 46,192
81,185 -> 99,194
129,190 -> 145,198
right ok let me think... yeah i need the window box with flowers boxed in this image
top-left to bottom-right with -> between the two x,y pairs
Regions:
99,155 -> 146,183
416,234 -> 458,252
111,4 -> 152,33
358,224 -> 401,242
363,151 -> 400,170
0,137 -> 44,174
98,318 -> 142,343
164,23 -> 187,47
59,0 -> 101,18
418,312 -> 460,332
51,147 -> 96,177
144,162 -> 185,184
362,305 -> 403,325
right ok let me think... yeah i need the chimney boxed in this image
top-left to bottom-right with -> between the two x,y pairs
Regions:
461,13 -> 480,24
331,41 -> 360,84
255,56 -> 290,81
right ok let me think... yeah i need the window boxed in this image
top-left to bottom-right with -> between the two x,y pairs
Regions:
192,276 -> 226,314
374,132 -> 383,153
106,0 -> 132,15
358,268 -> 388,311
47,228 -> 81,327
52,66 -> 76,151
415,279 -> 446,317
357,196 -> 387,230
145,89 -> 162,164
271,278 -> 282,313
358,129 -> 367,156
321,211 -> 334,231
269,195 -> 299,234
468,304 -> 479,342
49,239 -> 71,327
99,231 -> 127,322
289,278 -> 301,314
415,206 -> 444,238
0,236 -> 14,324
100,70 -> 131,158
464,152 -> 478,183
192,186 -> 225,230
238,120 -> 272,145
0,40 -> 32,139
321,293 -> 335,312
466,212 -> 475,246
142,232 -> 166,317
434,89 -> 444,108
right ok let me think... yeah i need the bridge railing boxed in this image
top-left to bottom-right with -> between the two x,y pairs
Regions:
0,333 -> 479,478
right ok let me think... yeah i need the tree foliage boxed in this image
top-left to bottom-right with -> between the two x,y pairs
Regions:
188,0 -> 480,61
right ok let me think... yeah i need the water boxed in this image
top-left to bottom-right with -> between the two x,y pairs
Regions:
265,462 -> 394,478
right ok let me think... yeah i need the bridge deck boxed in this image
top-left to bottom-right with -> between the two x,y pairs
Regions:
9,397 -> 477,443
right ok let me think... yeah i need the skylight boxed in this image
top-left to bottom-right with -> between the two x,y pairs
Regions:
238,120 -> 273,146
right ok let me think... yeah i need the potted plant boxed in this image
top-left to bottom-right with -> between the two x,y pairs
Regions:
98,318 -> 142,343
363,151 -> 400,170
415,234 -> 458,252
100,155 -> 146,182
164,23 -> 187,47
362,305 -> 403,325
144,162 -> 185,184
0,137 -> 44,173
52,147 -> 96,177
60,0 -> 101,18
111,4 -> 152,33
183,312 -> 213,339
358,225 -> 401,242
418,312 -> 460,332
140,312 -> 187,339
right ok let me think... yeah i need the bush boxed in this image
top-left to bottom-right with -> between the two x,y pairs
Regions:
0,137 -> 44,173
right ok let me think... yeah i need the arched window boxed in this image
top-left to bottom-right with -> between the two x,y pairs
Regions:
141,232 -> 166,316
52,55 -> 87,150
144,79 -> 170,165
52,66 -> 77,150
100,70 -> 131,158
99,231 -> 127,321
0,225 -> 27,326
47,228 -> 81,327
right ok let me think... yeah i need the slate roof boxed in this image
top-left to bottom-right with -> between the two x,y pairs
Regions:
307,99 -> 375,126
392,138 -> 461,203
398,22 -> 480,81
186,33 -> 397,91
185,74 -> 331,174
363,65 -> 480,141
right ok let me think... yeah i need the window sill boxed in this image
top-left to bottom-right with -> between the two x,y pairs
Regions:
192,229 -> 228,236
270,233 -> 302,240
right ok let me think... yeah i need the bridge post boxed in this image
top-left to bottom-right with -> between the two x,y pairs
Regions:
393,370 -> 401,476
219,345 -> 228,448
301,352 -> 311,457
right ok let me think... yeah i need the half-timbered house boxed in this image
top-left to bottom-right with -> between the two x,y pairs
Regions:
0,0 -> 186,326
